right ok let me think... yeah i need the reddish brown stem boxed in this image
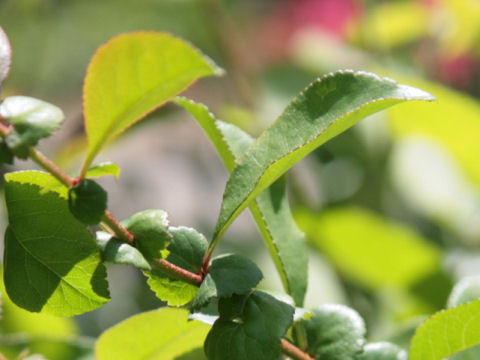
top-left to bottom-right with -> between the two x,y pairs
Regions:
102,210 -> 135,244
280,339 -> 314,360
156,258 -> 203,284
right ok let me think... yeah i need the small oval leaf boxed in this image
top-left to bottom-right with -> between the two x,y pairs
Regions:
358,342 -> 407,360
448,276 -> 480,308
68,179 -> 107,225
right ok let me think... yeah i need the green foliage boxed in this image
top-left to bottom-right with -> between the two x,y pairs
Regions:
82,32 -> 223,170
204,291 -> 294,360
68,179 -> 107,225
300,304 -> 366,360
86,161 -> 120,179
193,254 -> 263,309
96,231 -> 151,270
296,207 -> 441,289
357,343 -> 407,360
123,209 -> 171,262
0,26 -> 11,89
175,97 -> 308,305
95,308 -> 210,360
0,96 -> 64,158
213,71 -> 434,249
4,171 -> 109,316
143,226 -> 207,306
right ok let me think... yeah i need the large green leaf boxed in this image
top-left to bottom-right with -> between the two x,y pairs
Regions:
300,304 -> 366,360
82,32 -> 222,171
0,26 -> 11,89
212,71 -> 434,248
296,207 -> 441,289
95,308 -> 210,360
3,171 -> 110,316
204,290 -> 294,360
409,299 -> 480,360
174,97 -> 308,305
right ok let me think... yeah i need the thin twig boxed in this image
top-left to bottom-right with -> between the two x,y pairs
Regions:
280,339 -> 314,360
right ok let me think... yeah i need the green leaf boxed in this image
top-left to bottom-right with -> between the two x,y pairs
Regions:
296,207 -> 441,289
174,97 -> 308,305
409,299 -> 480,360
213,71 -> 434,245
448,276 -> 480,308
95,308 -> 210,360
143,226 -> 207,306
86,161 -> 120,179
204,290 -> 294,360
0,26 -> 11,89
192,254 -> 263,309
82,32 -> 223,170
123,209 -> 171,262
0,96 -> 64,158
4,171 -> 110,316
0,138 -> 14,166
357,342 -> 407,360
300,304 -> 366,360
95,231 -> 150,270
144,270 -> 199,307
68,179 -> 107,225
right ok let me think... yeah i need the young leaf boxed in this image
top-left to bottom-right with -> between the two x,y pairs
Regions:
95,231 -> 150,270
212,71 -> 434,245
204,290 -> 294,360
299,304 -> 366,360
448,276 -> 480,308
0,26 -> 11,90
296,207 -> 441,289
174,97 -> 308,305
82,32 -> 223,171
95,308 -> 210,360
144,226 -> 208,306
68,179 -> 107,225
4,171 -> 110,316
192,254 -> 263,309
357,342 -> 407,360
123,209 -> 171,262
0,96 -> 64,158
409,299 -> 480,360
86,161 -> 120,179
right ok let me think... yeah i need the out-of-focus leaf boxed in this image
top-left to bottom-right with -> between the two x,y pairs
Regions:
86,162 -> 120,179
0,96 -> 64,158
357,342 -> 407,360
299,304 -> 366,360
175,97 -> 308,305
409,299 -> 480,360
204,291 -> 294,360
82,32 -> 223,170
4,171 -> 110,316
448,276 -> 480,308
0,26 -> 11,89
192,254 -> 263,309
296,207 -> 441,289
213,71 -> 434,250
95,231 -> 150,270
95,308 -> 210,360
388,76 -> 480,187
355,2 -> 429,50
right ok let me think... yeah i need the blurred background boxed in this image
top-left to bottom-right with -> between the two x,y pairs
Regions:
2,0 -> 480,358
